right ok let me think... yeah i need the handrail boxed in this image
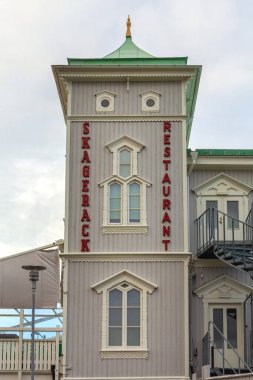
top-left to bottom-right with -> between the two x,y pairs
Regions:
207,321 -> 252,374
195,207 -> 253,258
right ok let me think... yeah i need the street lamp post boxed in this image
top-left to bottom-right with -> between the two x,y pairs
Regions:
22,265 -> 46,380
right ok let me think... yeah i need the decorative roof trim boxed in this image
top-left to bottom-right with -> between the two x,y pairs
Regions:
140,90 -> 161,96
60,252 -> 192,262
99,174 -> 152,187
95,90 -> 116,97
194,274 -> 253,298
105,134 -> 145,151
91,269 -> 157,293
67,116 -> 185,122
192,172 -> 253,195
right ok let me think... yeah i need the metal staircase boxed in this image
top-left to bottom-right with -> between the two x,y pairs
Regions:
202,321 -> 253,376
195,208 -> 253,277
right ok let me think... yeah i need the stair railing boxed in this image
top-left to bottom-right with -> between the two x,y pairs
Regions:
195,208 -> 253,257
202,321 -> 252,375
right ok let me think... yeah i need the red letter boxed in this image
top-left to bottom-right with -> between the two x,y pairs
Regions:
162,240 -> 170,251
81,209 -> 90,222
164,134 -> 171,145
82,180 -> 89,192
163,121 -> 171,132
163,186 -> 171,197
81,239 -> 90,252
82,166 -> 90,178
81,224 -> 90,237
162,173 -> 171,184
163,160 -> 171,171
162,212 -> 171,223
163,199 -> 171,210
82,195 -> 90,207
163,226 -> 171,237
81,151 -> 91,163
164,147 -> 171,157
82,137 -> 90,149
83,122 -> 90,134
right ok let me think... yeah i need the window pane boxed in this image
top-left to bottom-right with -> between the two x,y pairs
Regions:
227,308 -> 237,348
127,308 -> 140,326
110,198 -> 121,209
110,183 -> 121,197
213,308 -> 223,349
129,183 -> 140,222
109,289 -> 122,306
109,308 -> 122,326
129,210 -> 140,222
129,196 -> 140,208
227,201 -> 239,228
129,183 -> 140,195
127,327 -> 140,346
109,183 -> 121,223
109,327 -> 122,346
127,289 -> 140,306
119,149 -> 131,178
206,201 -> 218,229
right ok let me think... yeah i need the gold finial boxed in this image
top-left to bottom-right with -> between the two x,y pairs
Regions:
126,15 -> 131,37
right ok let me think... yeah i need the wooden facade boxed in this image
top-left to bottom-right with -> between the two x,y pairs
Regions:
53,20 -> 253,380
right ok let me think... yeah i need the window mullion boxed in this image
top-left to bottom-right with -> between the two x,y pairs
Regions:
122,291 -> 127,347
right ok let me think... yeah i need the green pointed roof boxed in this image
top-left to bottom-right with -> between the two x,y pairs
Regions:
104,36 -> 154,59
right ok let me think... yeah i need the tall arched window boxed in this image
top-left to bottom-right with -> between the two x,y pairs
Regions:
129,182 -> 140,222
119,148 -> 131,178
108,284 -> 140,347
109,182 -> 121,223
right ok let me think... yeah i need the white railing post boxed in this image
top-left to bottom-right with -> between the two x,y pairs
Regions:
18,309 -> 24,380
55,326 -> 60,380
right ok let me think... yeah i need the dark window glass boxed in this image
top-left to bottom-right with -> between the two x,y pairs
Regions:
129,183 -> 140,222
227,201 -> 239,228
227,308 -> 237,348
109,183 -> 121,223
146,98 -> 155,107
101,99 -> 110,108
109,289 -> 122,346
127,327 -> 140,346
213,308 -> 224,349
206,201 -> 218,229
109,327 -> 122,346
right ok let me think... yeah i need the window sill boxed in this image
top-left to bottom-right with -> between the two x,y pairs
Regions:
100,349 -> 149,359
102,225 -> 148,234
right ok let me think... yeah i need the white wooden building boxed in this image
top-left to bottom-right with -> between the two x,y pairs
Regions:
2,16 -> 253,380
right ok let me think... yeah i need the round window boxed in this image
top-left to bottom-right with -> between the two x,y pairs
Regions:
146,98 -> 155,108
101,98 -> 110,108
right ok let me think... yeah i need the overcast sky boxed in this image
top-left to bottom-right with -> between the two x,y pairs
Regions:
0,0 -> 252,257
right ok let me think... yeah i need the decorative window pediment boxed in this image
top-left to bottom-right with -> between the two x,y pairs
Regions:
192,173 -> 252,196
92,270 -> 157,358
140,90 -> 161,112
100,135 -> 151,234
95,91 -> 116,112
194,275 -> 253,301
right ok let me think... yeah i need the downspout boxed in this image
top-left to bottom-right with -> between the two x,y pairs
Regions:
187,150 -> 198,374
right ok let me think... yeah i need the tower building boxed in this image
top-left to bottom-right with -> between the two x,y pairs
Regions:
53,17 -> 253,380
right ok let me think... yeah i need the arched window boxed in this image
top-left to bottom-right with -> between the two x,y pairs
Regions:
92,270 -> 157,358
109,183 -> 121,223
129,182 -> 140,222
108,285 -> 141,347
119,148 -> 131,178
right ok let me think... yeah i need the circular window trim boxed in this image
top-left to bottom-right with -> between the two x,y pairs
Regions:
141,93 -> 160,112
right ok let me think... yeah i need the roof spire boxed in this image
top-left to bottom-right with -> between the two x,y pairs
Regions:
126,15 -> 131,38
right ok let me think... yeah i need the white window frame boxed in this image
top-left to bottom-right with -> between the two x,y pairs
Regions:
92,270 -> 157,359
95,91 -> 116,112
99,135 -> 151,234
140,91 -> 161,112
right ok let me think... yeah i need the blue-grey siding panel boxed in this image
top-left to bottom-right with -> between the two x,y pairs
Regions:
67,121 -> 186,253
66,260 -> 186,378
71,81 -> 182,116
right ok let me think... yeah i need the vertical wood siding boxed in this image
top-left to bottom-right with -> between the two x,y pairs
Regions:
71,81 -> 182,116
189,169 -> 253,253
66,260 -> 186,378
68,120 -> 185,253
